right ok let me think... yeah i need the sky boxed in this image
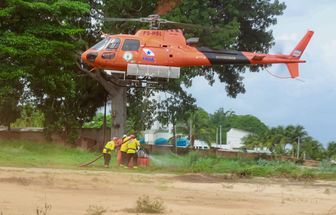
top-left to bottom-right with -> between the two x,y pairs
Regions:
187,0 -> 336,145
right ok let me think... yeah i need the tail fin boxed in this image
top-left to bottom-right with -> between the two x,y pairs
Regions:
286,30 -> 314,78
290,30 -> 314,59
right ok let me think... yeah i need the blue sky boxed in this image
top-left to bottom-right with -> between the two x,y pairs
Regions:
187,0 -> 336,145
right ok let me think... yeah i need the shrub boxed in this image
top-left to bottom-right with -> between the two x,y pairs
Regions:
136,196 -> 165,214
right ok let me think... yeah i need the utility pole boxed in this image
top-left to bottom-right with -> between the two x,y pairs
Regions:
189,119 -> 192,143
297,137 -> 300,159
220,125 -> 222,147
103,99 -> 107,144
216,127 -> 218,145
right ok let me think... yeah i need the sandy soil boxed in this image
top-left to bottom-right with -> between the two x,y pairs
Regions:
0,166 -> 336,215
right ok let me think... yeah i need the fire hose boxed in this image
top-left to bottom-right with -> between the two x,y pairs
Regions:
79,138 -> 131,167
79,154 -> 104,167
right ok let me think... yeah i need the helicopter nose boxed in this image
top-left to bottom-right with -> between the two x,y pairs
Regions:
84,52 -> 98,63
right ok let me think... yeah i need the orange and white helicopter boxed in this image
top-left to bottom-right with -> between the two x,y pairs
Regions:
81,14 -> 314,84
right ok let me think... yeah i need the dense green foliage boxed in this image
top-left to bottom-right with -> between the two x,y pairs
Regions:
11,104 -> 44,128
175,107 -> 268,144
243,125 -> 328,160
327,142 -> 336,160
83,112 -> 112,129
0,0 -> 107,139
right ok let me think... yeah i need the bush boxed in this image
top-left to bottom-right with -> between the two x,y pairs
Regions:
136,196 -> 165,214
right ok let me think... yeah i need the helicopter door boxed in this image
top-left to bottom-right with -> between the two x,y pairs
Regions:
140,45 -> 169,66
120,39 -> 140,64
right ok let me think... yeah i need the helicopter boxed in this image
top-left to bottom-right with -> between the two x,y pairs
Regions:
81,14 -> 314,85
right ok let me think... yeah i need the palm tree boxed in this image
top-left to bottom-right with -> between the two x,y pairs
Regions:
285,125 -> 308,158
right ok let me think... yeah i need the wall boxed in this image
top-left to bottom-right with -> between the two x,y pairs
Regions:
0,128 -> 111,150
0,129 -> 65,144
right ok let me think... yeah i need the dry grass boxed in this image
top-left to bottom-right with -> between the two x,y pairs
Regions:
324,188 -> 331,194
0,177 -> 32,186
85,205 -> 107,215
36,203 -> 52,215
131,196 -> 165,214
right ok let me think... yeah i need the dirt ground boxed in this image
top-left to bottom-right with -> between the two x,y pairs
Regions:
0,167 -> 336,215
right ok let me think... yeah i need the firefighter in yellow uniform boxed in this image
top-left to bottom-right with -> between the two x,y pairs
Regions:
120,135 -> 129,167
103,137 -> 117,168
126,135 -> 140,168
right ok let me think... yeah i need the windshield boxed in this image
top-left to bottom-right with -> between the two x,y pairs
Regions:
91,38 -> 110,51
106,38 -> 121,50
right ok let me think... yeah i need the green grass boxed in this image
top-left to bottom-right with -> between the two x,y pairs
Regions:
0,140 -> 104,168
148,152 -> 336,180
1,140 -> 336,180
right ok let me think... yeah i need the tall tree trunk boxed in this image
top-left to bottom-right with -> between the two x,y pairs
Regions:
111,87 -> 127,137
76,66 -> 128,139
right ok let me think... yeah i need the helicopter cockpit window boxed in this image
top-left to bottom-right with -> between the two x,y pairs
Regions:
122,39 -> 140,51
106,38 -> 120,50
91,38 -> 109,51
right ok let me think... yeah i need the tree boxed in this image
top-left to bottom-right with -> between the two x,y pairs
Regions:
327,141 -> 336,159
284,125 -> 308,157
300,137 -> 326,161
0,73 -> 22,130
11,104 -> 44,128
126,88 -> 158,133
156,89 -> 196,145
210,108 -> 268,144
0,0 -> 107,141
163,0 -> 286,97
177,107 -> 216,145
242,124 -> 326,160
82,112 -> 110,129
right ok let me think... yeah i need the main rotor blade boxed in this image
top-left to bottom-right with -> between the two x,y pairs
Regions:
161,20 -> 203,29
103,17 -> 144,22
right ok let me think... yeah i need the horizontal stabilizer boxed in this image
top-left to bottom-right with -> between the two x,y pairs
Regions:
252,54 -> 266,61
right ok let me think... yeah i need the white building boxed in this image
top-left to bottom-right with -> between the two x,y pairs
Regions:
226,128 -> 252,149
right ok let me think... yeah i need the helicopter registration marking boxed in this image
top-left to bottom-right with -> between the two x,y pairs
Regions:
123,52 -> 133,62
142,31 -> 162,36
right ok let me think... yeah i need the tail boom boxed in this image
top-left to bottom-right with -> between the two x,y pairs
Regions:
193,31 -> 313,79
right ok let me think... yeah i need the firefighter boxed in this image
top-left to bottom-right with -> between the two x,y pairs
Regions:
126,134 -> 140,168
119,134 -> 129,167
102,137 -> 117,168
